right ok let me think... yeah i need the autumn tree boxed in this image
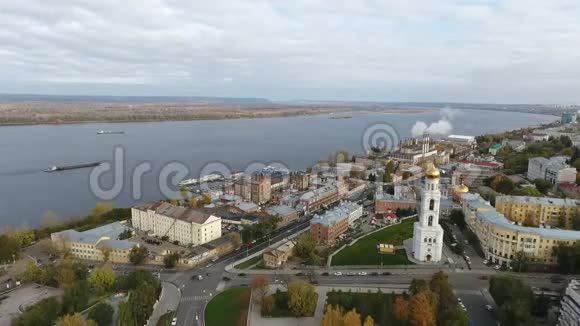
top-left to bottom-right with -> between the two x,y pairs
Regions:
288,280 -> 317,317
88,265 -> 116,294
410,279 -> 429,295
322,304 -> 344,326
129,245 -> 148,265
409,291 -> 437,326
343,308 -> 362,326
227,232 -> 242,248
56,313 -> 97,326
251,276 -> 269,305
363,315 -> 375,326
180,185 -> 189,202
261,295 -> 275,315
393,297 -> 410,321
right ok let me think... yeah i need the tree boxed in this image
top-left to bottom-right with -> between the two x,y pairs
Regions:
189,198 -> 198,208
61,281 -> 90,314
343,308 -> 362,326
511,251 -> 529,273
498,300 -> 533,326
393,297 -> 410,321
88,303 -> 114,326
8,228 -> 35,247
293,233 -> 318,263
180,185 -> 189,202
98,245 -> 112,262
56,314 -> 97,326
410,279 -> 429,295
88,265 -> 116,294
363,315 -> 375,326
129,245 -> 148,265
227,232 -> 242,247
200,194 -> 212,206
119,282 -> 159,326
449,209 -> 466,229
287,281 -> 317,317
261,295 -> 275,315
56,259 -> 78,290
322,305 -> 344,326
41,210 -> 61,228
251,276 -> 270,305
409,291 -> 437,326
11,297 -> 61,326
92,202 -> 114,217
386,160 -> 396,174
489,276 -> 534,308
572,210 -> 580,231
383,172 -> 392,183
533,179 -> 552,194
509,186 -> 543,197
163,253 -> 180,268
0,234 -> 20,263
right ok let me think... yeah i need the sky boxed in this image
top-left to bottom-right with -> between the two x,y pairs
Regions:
1,0 -> 580,104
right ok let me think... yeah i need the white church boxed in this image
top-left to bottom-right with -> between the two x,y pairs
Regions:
412,164 -> 444,262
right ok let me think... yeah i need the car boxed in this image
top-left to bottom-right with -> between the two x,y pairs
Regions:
483,259 -> 489,265
550,275 -> 565,284
382,272 -> 392,276
296,272 -> 305,276
346,272 -> 355,276
478,275 -> 489,280
333,272 -> 343,276
357,272 -> 367,276
485,305 -> 493,312
222,276 -> 231,281
494,265 -> 501,270
457,298 -> 462,303
238,273 -> 246,277
171,317 -> 177,326
322,272 -> 329,276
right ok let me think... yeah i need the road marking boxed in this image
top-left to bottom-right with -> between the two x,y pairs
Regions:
180,295 -> 210,302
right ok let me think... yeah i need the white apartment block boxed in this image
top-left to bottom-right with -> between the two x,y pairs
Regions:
132,202 -> 221,246
559,280 -> 580,326
527,156 -> 577,185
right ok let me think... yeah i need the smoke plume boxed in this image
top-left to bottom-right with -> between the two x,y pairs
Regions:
411,107 -> 456,137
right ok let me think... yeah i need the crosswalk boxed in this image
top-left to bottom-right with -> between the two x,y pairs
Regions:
180,295 -> 209,303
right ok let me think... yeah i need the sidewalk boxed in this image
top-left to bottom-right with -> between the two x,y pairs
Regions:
147,282 -> 181,326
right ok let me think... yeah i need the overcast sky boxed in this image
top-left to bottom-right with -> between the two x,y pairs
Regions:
1,0 -> 579,104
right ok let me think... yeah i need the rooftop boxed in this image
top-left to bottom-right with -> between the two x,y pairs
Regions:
52,221 -> 138,250
266,205 -> 297,217
133,202 -> 214,224
310,201 -> 361,227
496,195 -> 579,207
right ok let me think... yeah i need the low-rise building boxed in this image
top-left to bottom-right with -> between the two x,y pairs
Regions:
51,221 -> 137,263
266,205 -> 298,228
527,156 -> 577,184
131,202 -> 222,246
309,201 -> 361,243
299,183 -> 342,213
524,132 -> 550,142
375,184 -> 417,214
559,279 -> 580,326
290,171 -> 310,191
488,144 -> 503,155
446,135 -> 476,145
463,193 -> 580,267
263,239 -> 295,268
495,195 -> 579,229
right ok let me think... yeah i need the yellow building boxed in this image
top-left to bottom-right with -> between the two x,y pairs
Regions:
262,239 -> 295,268
51,221 -> 137,263
496,196 -> 579,229
463,193 -> 580,266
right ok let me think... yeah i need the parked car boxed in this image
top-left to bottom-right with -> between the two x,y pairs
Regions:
357,272 -> 367,276
171,317 -> 177,326
333,272 -> 343,276
382,272 -> 392,276
222,276 -> 231,281
238,273 -> 246,277
322,272 -> 329,276
346,272 -> 355,276
485,305 -> 493,312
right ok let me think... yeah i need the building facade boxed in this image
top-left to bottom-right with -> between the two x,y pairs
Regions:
559,279 -> 580,326
290,171 -> 310,191
299,183 -> 342,213
51,222 -> 137,263
309,201 -> 360,244
495,195 -> 579,229
412,166 -> 444,262
263,239 -> 295,268
266,205 -> 299,228
463,193 -> 580,266
131,202 -> 222,246
527,156 -> 577,185
251,173 -> 271,204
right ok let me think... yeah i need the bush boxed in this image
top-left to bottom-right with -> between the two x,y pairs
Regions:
88,303 -> 114,326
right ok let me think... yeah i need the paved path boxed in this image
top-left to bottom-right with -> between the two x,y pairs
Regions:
147,282 -> 181,326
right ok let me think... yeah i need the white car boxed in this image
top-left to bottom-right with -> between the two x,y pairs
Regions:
171,317 -> 177,326
494,265 -> 501,270
485,304 -> 493,312
483,259 -> 488,265
333,272 -> 343,276
358,272 -> 367,276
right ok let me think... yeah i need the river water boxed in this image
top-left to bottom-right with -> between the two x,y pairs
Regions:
0,109 -> 555,228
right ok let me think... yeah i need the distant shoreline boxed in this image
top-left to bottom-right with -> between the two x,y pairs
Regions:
0,106 -> 437,127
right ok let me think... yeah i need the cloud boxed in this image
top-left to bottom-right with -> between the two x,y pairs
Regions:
0,0 -> 579,102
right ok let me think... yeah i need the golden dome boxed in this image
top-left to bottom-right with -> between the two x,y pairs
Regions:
454,184 -> 469,193
425,165 -> 440,179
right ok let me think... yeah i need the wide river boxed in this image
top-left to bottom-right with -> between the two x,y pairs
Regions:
0,109 -> 555,228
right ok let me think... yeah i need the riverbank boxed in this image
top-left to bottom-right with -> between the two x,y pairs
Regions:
0,104 -> 436,127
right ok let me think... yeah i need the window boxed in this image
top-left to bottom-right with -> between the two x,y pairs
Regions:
428,216 -> 433,227
429,199 -> 435,210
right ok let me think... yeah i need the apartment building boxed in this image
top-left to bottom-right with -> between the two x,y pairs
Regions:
132,202 -> 222,246
51,221 -> 137,263
290,171 -> 310,191
527,156 -> 577,184
462,193 -> 580,267
309,201 -> 362,243
234,177 -> 251,201
250,173 -> 271,204
495,195 -> 580,229
559,279 -> 580,326
299,184 -> 341,213
266,205 -> 298,228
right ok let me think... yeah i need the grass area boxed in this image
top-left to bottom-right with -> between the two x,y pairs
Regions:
235,256 -> 262,269
326,290 -> 400,324
205,287 -> 251,326
331,218 -> 415,266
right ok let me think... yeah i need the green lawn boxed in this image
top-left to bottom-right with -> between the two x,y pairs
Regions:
205,287 -> 251,326
331,218 -> 415,266
235,256 -> 262,269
